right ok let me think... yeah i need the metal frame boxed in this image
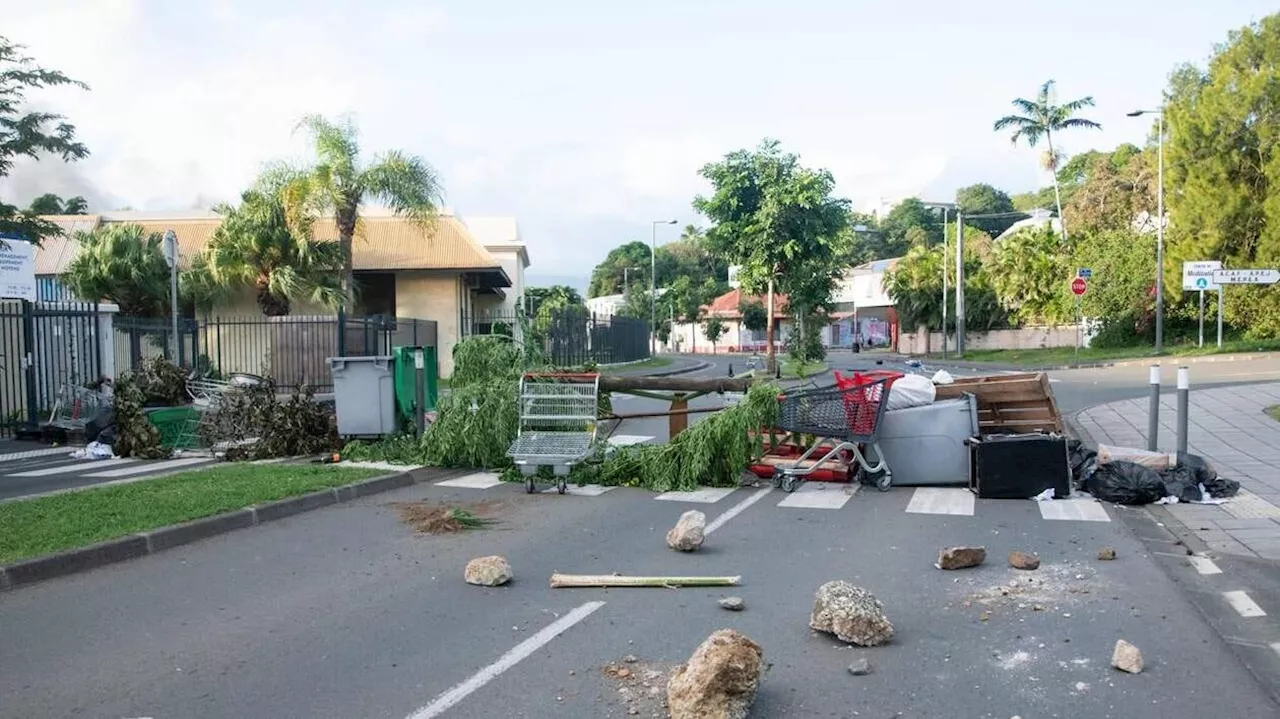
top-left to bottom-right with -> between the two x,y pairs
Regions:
506,372 -> 601,494
770,378 -> 894,493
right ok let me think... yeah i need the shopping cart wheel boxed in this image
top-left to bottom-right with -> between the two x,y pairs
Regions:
525,476 -> 536,494
771,469 -> 783,489
876,472 -> 892,492
557,477 -> 567,495
781,474 -> 797,493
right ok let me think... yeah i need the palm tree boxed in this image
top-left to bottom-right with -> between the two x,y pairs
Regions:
269,115 -> 444,305
193,189 -> 345,316
61,223 -> 170,316
993,80 -> 1101,240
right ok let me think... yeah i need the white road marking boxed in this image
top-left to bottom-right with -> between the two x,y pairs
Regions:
542,484 -> 614,497
1189,555 -> 1223,575
607,434 -> 654,447
405,601 -> 606,719
705,487 -> 772,535
905,487 -> 975,516
1272,642 -> 1280,660
1038,497 -> 1112,522
1223,590 -> 1267,618
8,458 -> 137,477
83,457 -> 212,478
0,447 -> 76,463
340,461 -> 424,471
777,482 -> 855,509
655,487 -> 737,504
437,472 -> 504,489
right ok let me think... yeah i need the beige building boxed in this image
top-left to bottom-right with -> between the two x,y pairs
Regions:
35,209 -> 527,377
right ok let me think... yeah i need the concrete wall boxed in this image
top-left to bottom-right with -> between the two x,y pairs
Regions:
668,319 -> 794,354
898,324 -> 1087,355
395,271 -> 461,377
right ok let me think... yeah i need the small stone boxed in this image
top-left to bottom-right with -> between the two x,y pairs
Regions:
628,709 -> 639,716
1098,547 -> 1117,561
1111,639 -> 1144,674
624,655 -> 638,663
719,596 -> 745,611
937,546 -> 986,570
569,670 -> 576,676
666,510 -> 707,552
847,658 -> 872,676
1008,551 -> 1040,571
979,611 -> 991,621
463,555 -> 512,586
618,668 -> 632,679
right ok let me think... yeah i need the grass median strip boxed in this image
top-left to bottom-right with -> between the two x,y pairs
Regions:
0,464 -> 385,565
930,339 -> 1280,367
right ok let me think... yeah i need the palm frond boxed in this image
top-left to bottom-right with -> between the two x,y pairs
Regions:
1058,117 -> 1102,131
295,114 -> 359,180
359,150 -> 444,225
1009,98 -> 1041,116
1038,79 -> 1056,104
1057,96 -> 1096,113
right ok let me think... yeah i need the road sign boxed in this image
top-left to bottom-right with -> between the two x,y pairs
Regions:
1182,260 -> 1222,291
0,234 -> 37,302
1213,268 -> 1280,285
1076,267 -> 1092,279
1070,277 -> 1087,296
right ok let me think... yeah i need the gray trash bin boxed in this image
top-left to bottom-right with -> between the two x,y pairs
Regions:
871,393 -> 979,486
329,356 -> 396,436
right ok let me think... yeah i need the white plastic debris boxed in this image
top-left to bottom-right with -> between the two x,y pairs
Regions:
931,369 -> 955,385
1155,496 -> 1179,505
1031,488 -> 1056,502
70,441 -> 114,460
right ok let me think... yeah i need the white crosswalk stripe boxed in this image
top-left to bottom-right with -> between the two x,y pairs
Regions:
542,484 -> 614,497
1037,497 -> 1111,522
655,487 -> 737,504
906,487 -> 975,516
8,458 -> 137,477
82,457 -> 212,478
437,472 -> 504,489
0,447 -> 76,463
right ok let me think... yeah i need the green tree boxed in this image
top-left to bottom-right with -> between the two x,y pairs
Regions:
1011,187 -> 1058,212
955,183 -> 1019,236
1064,146 -> 1156,237
988,226 -> 1073,324
27,192 -> 88,215
271,115 -> 443,304
694,139 -> 851,370
703,316 -> 726,352
1072,228 -> 1158,343
587,241 -> 652,298
1165,14 -> 1280,337
0,37 -> 89,246
886,243 -> 1007,333
739,299 -> 767,333
994,80 -> 1102,240
191,189 -> 345,316
881,198 -> 943,253
61,224 -> 170,316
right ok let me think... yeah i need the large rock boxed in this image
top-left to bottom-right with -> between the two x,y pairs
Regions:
1008,551 -> 1040,570
808,581 -> 894,647
666,510 -> 707,552
937,546 -> 986,570
1111,639 -> 1144,674
667,629 -> 764,719
464,555 -> 511,586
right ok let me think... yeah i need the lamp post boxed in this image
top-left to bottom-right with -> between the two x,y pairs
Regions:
1127,108 -> 1165,354
922,202 -> 958,357
651,220 -> 677,355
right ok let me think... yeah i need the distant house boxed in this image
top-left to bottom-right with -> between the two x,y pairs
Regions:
667,287 -> 791,353
33,209 -> 528,377
994,208 -> 1061,241
829,258 -> 901,349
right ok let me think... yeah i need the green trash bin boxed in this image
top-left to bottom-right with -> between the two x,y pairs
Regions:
392,345 -> 438,427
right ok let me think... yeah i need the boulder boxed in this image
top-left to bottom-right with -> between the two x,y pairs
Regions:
1111,639 -> 1143,674
667,629 -> 764,719
1098,547 -> 1117,561
666,510 -> 707,552
1008,551 -> 1041,570
937,546 -> 987,570
808,581 -> 894,647
464,555 -> 512,586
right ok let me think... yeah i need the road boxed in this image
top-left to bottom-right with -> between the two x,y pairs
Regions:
3,352 -> 1279,717
0,442 -> 221,501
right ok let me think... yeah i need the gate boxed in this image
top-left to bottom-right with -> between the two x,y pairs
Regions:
0,301 -> 105,437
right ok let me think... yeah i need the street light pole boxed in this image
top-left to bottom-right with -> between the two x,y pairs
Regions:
941,207 -> 948,358
650,220 -> 676,356
1129,108 -> 1165,354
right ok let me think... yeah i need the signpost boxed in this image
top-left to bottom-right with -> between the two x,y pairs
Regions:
163,230 -> 179,362
1183,261 -> 1223,348
1209,268 -> 1280,349
1070,277 -> 1087,364
0,234 -> 38,302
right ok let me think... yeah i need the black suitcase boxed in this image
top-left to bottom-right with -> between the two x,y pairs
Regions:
967,433 -> 1071,499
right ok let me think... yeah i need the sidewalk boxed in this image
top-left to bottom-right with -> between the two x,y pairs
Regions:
1074,382 -> 1280,559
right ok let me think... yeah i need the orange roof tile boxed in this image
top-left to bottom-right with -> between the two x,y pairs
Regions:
703,288 -> 789,318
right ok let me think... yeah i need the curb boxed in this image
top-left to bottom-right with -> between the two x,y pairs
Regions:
0,471 -> 417,592
918,351 -> 1280,373
608,359 -> 712,378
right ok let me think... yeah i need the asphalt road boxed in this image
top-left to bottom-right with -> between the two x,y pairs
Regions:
4,352 -> 1280,717
0,444 -> 221,501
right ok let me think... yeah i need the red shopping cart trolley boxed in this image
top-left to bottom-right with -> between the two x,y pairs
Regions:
770,374 -> 895,493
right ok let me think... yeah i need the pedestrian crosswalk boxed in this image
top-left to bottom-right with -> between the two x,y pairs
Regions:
429,471 -> 1113,523
0,445 -> 220,501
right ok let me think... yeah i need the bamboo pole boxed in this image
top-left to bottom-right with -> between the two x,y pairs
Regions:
549,573 -> 742,588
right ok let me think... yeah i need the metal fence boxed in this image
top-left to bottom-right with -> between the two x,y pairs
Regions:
114,314 -> 438,391
462,308 -> 649,366
0,300 -> 106,435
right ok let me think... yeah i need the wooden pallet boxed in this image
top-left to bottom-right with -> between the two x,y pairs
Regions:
933,372 -> 1062,434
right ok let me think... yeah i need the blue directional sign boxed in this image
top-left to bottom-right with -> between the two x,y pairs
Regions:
1195,277 -> 1209,289
1076,268 -> 1092,279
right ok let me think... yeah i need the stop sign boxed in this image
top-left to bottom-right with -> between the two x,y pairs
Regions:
1071,277 -> 1088,296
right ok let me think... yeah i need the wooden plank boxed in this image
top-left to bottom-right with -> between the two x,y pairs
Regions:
753,455 -> 848,472
976,418 -> 1059,429
971,399 -> 1058,411
977,406 -> 1056,420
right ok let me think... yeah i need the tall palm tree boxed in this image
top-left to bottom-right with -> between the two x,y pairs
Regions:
993,80 -> 1101,240
269,115 -> 444,305
193,189 -> 345,316
61,223 -> 170,316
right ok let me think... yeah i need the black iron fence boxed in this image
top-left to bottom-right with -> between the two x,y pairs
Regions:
462,308 -> 649,366
0,300 -> 106,435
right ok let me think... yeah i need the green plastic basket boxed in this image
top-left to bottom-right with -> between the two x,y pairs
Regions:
145,405 -> 200,450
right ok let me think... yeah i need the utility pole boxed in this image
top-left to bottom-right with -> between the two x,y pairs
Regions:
941,207 -> 949,358
954,213 -> 965,356
164,230 -> 179,362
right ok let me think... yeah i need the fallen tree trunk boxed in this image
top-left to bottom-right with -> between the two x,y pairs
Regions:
550,573 -> 742,588
598,375 -> 755,393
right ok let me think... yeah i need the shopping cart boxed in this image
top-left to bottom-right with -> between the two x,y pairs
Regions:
770,375 -> 894,493
506,372 -> 600,494
47,384 -> 112,430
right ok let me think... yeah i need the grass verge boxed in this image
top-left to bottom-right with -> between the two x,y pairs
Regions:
1267,406 -> 1280,423
0,464 -> 385,565
781,359 -> 826,378
602,356 -> 673,373
930,339 -> 1280,367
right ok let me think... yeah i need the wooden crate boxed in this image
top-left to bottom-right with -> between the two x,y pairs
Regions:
933,372 -> 1062,434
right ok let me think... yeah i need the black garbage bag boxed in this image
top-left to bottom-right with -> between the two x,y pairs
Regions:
1203,475 -> 1241,499
1158,465 -> 1204,504
1067,438 -> 1098,488
1084,460 -> 1166,505
84,407 -> 115,444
